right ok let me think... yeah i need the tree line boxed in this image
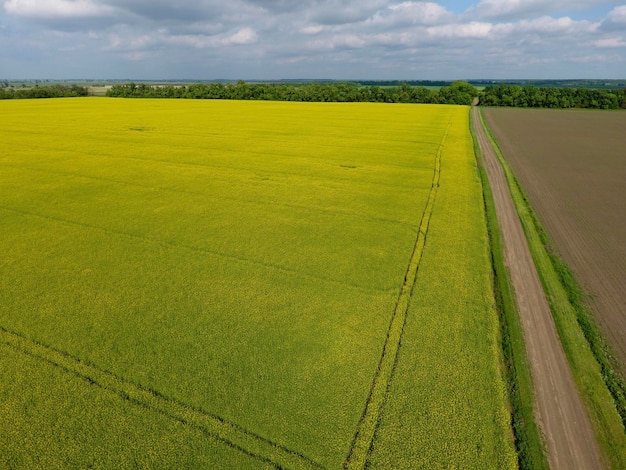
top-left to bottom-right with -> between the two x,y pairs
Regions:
104,81 -> 626,109
105,80 -> 477,105
3,81 -> 625,110
479,84 -> 626,109
0,84 -> 89,99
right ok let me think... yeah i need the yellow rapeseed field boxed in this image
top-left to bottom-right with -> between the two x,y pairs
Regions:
0,98 -> 516,468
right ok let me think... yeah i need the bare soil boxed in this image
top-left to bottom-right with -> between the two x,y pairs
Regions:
473,107 -> 603,469
482,108 -> 626,373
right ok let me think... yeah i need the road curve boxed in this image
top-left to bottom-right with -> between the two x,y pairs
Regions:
472,106 -> 603,469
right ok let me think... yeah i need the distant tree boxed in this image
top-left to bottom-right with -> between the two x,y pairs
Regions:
0,84 -> 88,100
409,86 -> 434,103
478,84 -> 622,110
436,81 -> 476,105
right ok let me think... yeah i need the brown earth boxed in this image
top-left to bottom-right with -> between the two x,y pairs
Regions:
472,107 -> 603,469
482,108 -> 626,374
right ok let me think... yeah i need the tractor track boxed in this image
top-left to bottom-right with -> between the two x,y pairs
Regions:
0,326 -> 324,470
344,112 -> 452,470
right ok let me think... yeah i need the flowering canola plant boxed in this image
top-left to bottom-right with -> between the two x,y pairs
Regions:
0,98 -> 516,469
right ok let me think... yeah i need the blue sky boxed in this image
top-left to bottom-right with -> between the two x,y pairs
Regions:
1,0 -> 625,79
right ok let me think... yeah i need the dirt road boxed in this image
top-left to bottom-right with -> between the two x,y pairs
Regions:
472,107 -> 603,469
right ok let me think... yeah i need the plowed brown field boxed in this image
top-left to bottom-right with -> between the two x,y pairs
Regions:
482,108 -> 626,373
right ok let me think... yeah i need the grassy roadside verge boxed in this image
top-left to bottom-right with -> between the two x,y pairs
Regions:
477,108 -> 626,469
470,109 -> 548,470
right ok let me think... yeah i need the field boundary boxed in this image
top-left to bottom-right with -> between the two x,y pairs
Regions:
470,109 -> 548,470
343,112 -> 452,470
478,108 -> 626,468
0,326 -> 325,470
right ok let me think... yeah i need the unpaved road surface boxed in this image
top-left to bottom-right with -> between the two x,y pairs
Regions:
472,107 -> 603,469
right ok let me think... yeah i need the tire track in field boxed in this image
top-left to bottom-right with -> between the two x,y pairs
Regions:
0,326 -> 324,470
0,161 -> 418,232
343,112 -> 453,470
4,124 -> 442,171
3,138 -> 425,192
472,107 -> 603,469
0,205 -> 390,296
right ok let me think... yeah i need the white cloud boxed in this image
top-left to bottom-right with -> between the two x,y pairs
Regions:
310,0 -> 389,25
594,37 -> 626,47
104,31 -> 155,51
224,27 -> 258,45
4,0 -> 116,19
602,4 -> 626,30
468,0 -> 546,19
302,25 -> 326,35
104,26 -> 258,52
383,2 -> 452,25
307,33 -> 366,50
467,0 -> 619,20
427,21 -> 494,39
514,15 -> 598,33
607,4 -> 626,23
1,0 -> 626,79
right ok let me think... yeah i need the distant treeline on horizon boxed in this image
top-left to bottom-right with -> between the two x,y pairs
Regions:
480,84 -> 626,109
104,81 -> 626,109
0,84 -> 89,100
104,81 -> 478,105
1,80 -> 625,109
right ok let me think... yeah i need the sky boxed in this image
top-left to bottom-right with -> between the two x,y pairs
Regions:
1,0 -> 625,80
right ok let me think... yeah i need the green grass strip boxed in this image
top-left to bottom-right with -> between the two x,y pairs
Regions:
470,109 -> 549,470
343,116 -> 450,470
0,327 -> 324,470
478,108 -> 626,469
